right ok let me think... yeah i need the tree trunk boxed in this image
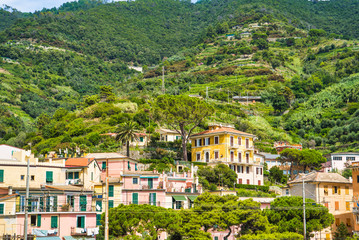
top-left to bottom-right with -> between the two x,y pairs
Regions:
126,141 -> 130,157
182,138 -> 188,161
224,227 -> 232,239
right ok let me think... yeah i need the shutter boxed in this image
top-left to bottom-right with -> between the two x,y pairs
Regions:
80,195 -> 87,211
102,162 -> 106,170
199,139 -> 202,146
0,169 -> 4,182
109,185 -> 114,197
96,200 -> 102,212
132,193 -> 138,204
208,137 -> 210,145
338,186 -> 341,195
135,163 -> 138,171
109,200 -> 114,209
153,193 -> 156,206
128,161 -> 130,170
74,172 -> 79,179
194,140 -> 197,147
0,204 -> 3,214
96,214 -> 101,226
54,196 -> 58,211
80,216 -> 85,228
68,172 -> 73,179
332,186 -> 335,194
39,197 -> 44,211
51,216 -> 58,228
46,196 -> 50,212
37,214 -> 41,227
46,171 -> 53,182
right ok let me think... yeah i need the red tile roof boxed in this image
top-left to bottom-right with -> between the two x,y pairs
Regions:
190,127 -> 255,137
65,158 -> 94,167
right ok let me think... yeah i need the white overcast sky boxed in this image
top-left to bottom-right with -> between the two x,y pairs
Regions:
1,0 -> 197,13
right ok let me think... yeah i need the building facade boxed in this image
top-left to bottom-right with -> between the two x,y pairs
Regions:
190,124 -> 263,185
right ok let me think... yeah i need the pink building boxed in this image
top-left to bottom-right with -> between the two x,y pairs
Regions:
15,185 -> 97,238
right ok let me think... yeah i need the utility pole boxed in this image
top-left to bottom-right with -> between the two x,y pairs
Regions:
303,177 -> 306,240
23,150 -> 31,240
162,66 -> 165,94
105,158 -> 109,240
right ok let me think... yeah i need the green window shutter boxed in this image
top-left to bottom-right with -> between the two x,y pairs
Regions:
46,171 -> 53,183
135,163 -> 137,171
96,200 -> 102,212
51,216 -> 58,228
128,161 -> 130,170
37,215 -> 41,227
102,162 -> 106,170
77,216 -> 85,228
0,170 -> 4,182
132,193 -> 138,205
80,195 -> 87,211
46,197 -> 50,212
150,193 -> 156,206
109,185 -> 114,197
108,200 -> 114,209
96,214 -> 102,226
74,172 -> 79,179
148,178 -> 153,189
68,172 -> 73,179
54,196 -> 58,211
28,198 -> 32,212
39,197 -> 44,211
0,204 -> 4,214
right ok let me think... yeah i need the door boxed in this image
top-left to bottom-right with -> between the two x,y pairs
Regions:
205,152 -> 210,162
148,178 -> 153,189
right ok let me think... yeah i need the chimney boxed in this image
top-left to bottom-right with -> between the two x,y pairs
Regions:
8,186 -> 12,195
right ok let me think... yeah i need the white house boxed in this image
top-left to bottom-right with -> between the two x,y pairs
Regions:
329,152 -> 359,172
157,128 -> 181,142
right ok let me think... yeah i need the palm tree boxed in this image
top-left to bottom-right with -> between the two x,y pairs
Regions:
116,121 -> 140,157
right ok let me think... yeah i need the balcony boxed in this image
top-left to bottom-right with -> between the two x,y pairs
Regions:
66,179 -> 82,185
353,207 -> 359,214
17,205 -> 96,213
71,226 -> 98,236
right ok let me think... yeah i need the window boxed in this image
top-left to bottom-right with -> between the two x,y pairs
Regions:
333,186 -> 338,194
238,152 -> 242,162
196,139 -> 202,147
357,175 -> 359,183
346,202 -> 350,211
324,186 -> 328,196
109,185 -> 114,197
96,214 -> 101,226
205,137 -> 210,146
215,237 -> 219,240
96,201 -> 102,212
214,151 -> 219,160
91,172 -> 93,181
51,216 -> 58,228
74,172 -> 79,179
346,218 -> 351,227
214,136 -> 219,145
246,153 -> 249,163
347,157 -> 355,161
0,170 -> 3,182
230,136 -> 234,146
196,153 -> 201,161
148,178 -> 153,189
246,179 -> 250,184
294,170 -> 298,174
30,215 -> 37,226
133,178 -> 138,184
238,179 -> 242,184
356,215 -> 359,224
132,193 -> 138,205
335,201 -> 339,211
246,167 -> 249,174
230,151 -> 234,162
258,180 -> 261,185
333,157 -> 342,161
335,218 -> 340,226
245,138 -> 249,148
102,161 -> 106,170
67,195 -> 74,208
140,137 -> 144,142
77,216 -> 85,228
128,161 -> 130,170
237,166 -> 240,173
80,195 -> 87,211
108,200 -> 114,209
176,136 -> 180,140
21,175 -> 25,181
67,172 -> 73,179
31,175 -> 35,181
149,193 -> 156,206
345,186 -> 349,195
46,171 -> 53,183
260,168 -> 262,175
135,163 -> 138,171
283,170 -> 287,175
238,137 -> 241,145
285,189 -> 289,195
205,152 -> 210,162
324,202 -> 329,208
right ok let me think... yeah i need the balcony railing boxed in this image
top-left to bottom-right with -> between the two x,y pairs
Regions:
17,205 -> 96,213
71,226 -> 98,236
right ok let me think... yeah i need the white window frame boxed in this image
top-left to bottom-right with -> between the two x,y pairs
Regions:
214,136 -> 219,145
205,137 -> 210,146
196,139 -> 201,147
76,215 -> 86,229
196,152 -> 201,161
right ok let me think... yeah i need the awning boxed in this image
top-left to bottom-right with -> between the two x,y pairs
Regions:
187,195 -> 198,202
64,237 -> 95,240
172,195 -> 187,201
140,176 -> 159,179
36,237 -> 61,240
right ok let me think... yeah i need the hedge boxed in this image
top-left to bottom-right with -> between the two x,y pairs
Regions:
234,184 -> 269,193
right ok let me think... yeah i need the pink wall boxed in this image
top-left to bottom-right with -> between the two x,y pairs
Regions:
122,176 -> 161,190
17,213 -> 97,237
122,190 -> 166,207
100,160 -> 139,181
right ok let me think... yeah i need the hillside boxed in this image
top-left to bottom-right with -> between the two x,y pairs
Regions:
1,1 -> 359,156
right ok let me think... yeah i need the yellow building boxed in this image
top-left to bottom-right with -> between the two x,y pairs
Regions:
287,172 -> 353,239
190,124 -> 263,186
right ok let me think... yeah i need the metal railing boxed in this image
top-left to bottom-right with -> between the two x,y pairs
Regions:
16,205 -> 96,213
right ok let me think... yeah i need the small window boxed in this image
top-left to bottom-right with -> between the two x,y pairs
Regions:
21,175 -> 25,181
346,202 -> 350,211
230,136 -> 234,146
140,137 -> 144,142
238,152 -> 242,162
196,153 -> 201,161
246,179 -> 250,184
205,137 -> 210,146
214,136 -> 219,144
238,137 -> 241,145
346,218 -> 351,227
0,170 -> 3,182
108,200 -> 114,209
46,171 -> 53,183
246,167 -> 249,174
109,185 -> 114,197
102,162 -> 106,170
31,215 -> 37,226
347,157 -> 355,161
214,151 -> 219,160
133,178 -> 138,184
77,216 -> 85,228
74,172 -> 79,179
324,186 -> 328,196
285,189 -> 289,195
31,175 -> 35,181
96,214 -> 101,226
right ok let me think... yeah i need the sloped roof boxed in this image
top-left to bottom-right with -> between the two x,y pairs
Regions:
65,158 -> 94,167
45,185 -> 92,192
190,127 -> 255,137
157,128 -> 179,134
288,172 -> 350,184
86,152 -> 128,159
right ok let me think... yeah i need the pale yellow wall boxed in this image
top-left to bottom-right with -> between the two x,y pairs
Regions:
0,165 -> 66,188
82,161 -> 102,190
0,197 -> 18,234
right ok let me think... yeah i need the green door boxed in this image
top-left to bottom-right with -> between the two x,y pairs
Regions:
77,216 -> 85,228
51,216 -> 58,228
149,193 -> 156,206
148,178 -> 153,189
80,195 -> 87,211
132,193 -> 138,205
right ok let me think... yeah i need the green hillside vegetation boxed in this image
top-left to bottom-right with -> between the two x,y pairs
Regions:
1,1 -> 359,156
